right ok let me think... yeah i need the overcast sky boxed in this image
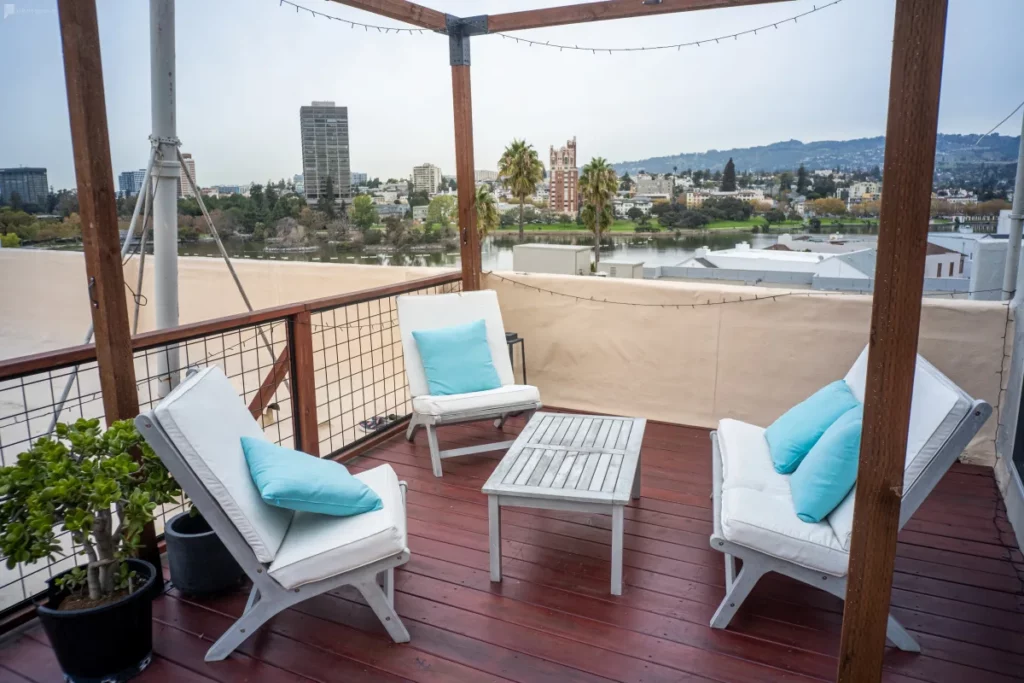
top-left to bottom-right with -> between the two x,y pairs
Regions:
1,0 -> 1022,190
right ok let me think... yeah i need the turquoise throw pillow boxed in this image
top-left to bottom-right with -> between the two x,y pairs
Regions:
765,380 -> 859,474
241,437 -> 382,516
412,319 -> 502,396
790,405 -> 863,523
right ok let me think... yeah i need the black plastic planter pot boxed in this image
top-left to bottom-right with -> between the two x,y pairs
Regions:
37,558 -> 156,683
165,510 -> 244,596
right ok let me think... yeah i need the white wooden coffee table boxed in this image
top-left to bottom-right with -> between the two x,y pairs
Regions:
481,412 -> 646,595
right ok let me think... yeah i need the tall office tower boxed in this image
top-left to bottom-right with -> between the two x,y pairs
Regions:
549,137 -> 578,216
300,101 -> 351,205
178,153 -> 197,198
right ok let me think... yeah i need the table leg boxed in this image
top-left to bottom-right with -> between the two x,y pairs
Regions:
489,496 -> 502,582
611,505 -> 624,595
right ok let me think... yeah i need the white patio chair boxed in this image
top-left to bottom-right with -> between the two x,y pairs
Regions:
135,366 -> 411,662
709,346 -> 991,652
397,290 -> 542,477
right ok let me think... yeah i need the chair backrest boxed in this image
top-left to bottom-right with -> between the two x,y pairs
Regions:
826,346 -> 990,550
396,290 -> 515,397
144,366 -> 293,563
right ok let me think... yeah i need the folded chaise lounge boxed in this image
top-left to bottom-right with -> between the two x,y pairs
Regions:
709,346 -> 991,652
136,366 -> 412,661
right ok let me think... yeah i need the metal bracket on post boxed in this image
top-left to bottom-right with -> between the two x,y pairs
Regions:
447,14 -> 487,66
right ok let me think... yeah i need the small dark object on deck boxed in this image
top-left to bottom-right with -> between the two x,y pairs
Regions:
165,511 -> 245,597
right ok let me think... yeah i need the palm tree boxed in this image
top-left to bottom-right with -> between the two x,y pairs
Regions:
498,139 -> 543,242
579,157 -> 617,266
476,185 -> 499,241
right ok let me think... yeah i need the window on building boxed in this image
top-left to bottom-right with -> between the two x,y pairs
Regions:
936,263 -> 942,278
949,262 -> 954,277
959,258 -> 964,274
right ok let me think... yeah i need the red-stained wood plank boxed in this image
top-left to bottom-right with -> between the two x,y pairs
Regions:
8,415 -> 1023,683
0,666 -> 32,683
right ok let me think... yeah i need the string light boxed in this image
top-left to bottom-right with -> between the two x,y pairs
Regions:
279,0 -> 428,34
494,0 -> 843,54
278,0 -> 843,55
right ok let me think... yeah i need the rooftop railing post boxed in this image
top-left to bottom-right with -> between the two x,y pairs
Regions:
289,311 -> 321,456
449,15 -> 483,291
57,0 -> 161,578
836,1 -> 948,681
1001,113 -> 1024,301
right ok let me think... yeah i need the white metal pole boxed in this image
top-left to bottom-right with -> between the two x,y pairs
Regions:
151,0 -> 180,396
1003,113 -> 1024,301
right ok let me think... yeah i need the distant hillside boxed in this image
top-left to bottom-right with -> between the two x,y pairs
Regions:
611,134 -> 1021,175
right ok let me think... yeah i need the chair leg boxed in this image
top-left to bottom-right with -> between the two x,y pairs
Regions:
243,585 -> 260,615
886,614 -> 921,652
709,560 -> 765,630
493,415 -> 508,430
405,416 -> 421,442
425,425 -> 442,477
356,579 -> 410,644
205,599 -> 279,662
378,568 -> 395,607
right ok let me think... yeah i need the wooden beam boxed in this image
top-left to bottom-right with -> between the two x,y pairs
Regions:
248,347 -> 291,419
326,0 -> 447,31
57,0 -> 160,578
488,0 -> 790,33
836,1 -> 948,681
290,311 -> 321,457
57,0 -> 140,425
452,63 -> 481,291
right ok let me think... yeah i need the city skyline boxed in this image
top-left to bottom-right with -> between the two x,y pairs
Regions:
1,0 -> 1023,190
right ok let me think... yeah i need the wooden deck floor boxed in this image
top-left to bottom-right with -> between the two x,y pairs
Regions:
2,414 -> 1022,682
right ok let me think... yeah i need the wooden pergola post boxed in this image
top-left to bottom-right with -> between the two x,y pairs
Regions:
57,0 -> 161,572
837,1 -> 948,681
448,15 -> 484,291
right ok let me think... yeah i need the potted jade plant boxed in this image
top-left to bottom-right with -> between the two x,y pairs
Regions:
0,419 -> 181,683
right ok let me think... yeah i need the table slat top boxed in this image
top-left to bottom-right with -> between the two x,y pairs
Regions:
482,412 -> 646,504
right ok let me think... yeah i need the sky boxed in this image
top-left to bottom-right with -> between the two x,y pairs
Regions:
1,0 -> 1022,190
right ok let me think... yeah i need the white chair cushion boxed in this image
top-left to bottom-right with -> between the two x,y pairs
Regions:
397,291 -> 515,397
718,419 -> 849,576
154,367 -> 292,563
412,384 -> 541,418
268,464 -> 407,590
831,348 -> 972,549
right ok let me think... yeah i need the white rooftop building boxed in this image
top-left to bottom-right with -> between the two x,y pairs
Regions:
679,243 -> 876,279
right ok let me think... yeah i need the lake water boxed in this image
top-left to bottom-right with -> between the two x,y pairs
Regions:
176,232 -> 784,270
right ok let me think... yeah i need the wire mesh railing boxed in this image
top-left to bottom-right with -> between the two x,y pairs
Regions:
0,270 -> 461,624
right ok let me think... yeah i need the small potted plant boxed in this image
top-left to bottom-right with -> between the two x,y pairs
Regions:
0,419 -> 182,682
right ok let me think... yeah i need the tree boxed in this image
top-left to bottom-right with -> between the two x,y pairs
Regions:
498,139 -> 544,242
796,164 -> 810,195
764,208 -> 787,225
721,158 -> 737,192
476,185 -> 499,239
321,176 -> 336,219
626,206 -> 644,222
579,157 -> 617,266
808,217 -> 823,234
619,173 -> 634,192
426,194 -> 457,230
809,197 -> 846,216
264,179 -> 278,213
777,171 -> 794,197
350,194 -> 378,230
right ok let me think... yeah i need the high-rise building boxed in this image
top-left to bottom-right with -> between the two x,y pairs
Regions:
475,170 -> 498,182
300,101 -> 351,205
0,167 -> 48,208
178,153 -> 197,198
351,172 -> 367,186
293,174 -> 304,194
411,163 -> 442,194
549,137 -> 578,216
118,169 -> 146,197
